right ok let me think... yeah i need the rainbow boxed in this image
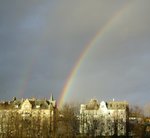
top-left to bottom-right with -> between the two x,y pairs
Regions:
17,57 -> 36,98
17,47 -> 42,98
58,2 -> 131,107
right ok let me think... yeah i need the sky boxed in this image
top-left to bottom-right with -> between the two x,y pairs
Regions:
0,0 -> 150,106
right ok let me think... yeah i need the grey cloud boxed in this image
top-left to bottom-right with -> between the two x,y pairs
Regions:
0,0 -> 150,106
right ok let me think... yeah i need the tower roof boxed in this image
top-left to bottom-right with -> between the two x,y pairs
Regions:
50,93 -> 54,101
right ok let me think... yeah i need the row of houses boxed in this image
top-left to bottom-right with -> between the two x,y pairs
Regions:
0,96 -> 132,137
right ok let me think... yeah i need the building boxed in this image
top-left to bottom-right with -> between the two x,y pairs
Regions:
0,95 -> 57,138
80,99 -> 129,137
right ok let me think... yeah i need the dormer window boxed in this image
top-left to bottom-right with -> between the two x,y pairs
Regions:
36,105 -> 40,108
109,104 -> 112,108
15,105 -> 19,108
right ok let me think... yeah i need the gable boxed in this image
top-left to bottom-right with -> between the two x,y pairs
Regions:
21,99 -> 32,111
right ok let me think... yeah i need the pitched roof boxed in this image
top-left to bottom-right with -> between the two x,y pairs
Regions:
0,97 -> 56,110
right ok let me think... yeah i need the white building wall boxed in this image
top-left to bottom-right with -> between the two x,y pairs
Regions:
80,100 -> 128,136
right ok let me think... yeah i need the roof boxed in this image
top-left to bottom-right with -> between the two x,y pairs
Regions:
86,99 -> 99,110
0,97 -> 56,110
107,101 -> 128,109
82,99 -> 128,110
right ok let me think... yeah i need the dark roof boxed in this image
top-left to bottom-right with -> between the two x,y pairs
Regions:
0,98 -> 56,110
86,99 -> 99,110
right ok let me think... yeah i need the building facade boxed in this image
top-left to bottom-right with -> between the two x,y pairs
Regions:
80,99 -> 129,137
0,95 -> 57,138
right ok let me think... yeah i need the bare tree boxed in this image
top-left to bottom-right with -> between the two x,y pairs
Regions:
88,115 -> 100,137
129,105 -> 144,138
56,104 -> 79,138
